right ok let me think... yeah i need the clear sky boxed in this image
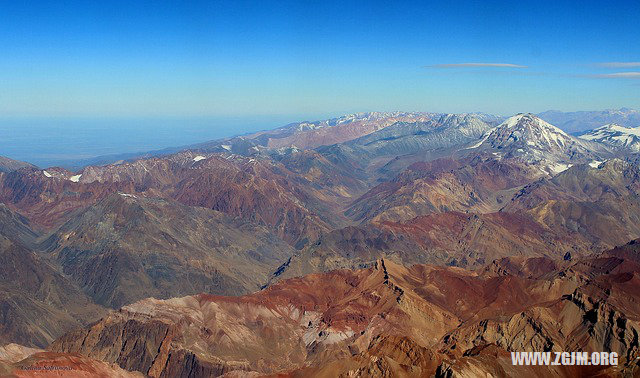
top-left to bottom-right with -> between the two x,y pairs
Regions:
1,0 -> 639,119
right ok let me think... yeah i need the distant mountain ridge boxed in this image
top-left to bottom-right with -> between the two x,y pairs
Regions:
24,108 -> 637,170
537,107 -> 640,133
0,156 -> 35,173
578,123 -> 640,152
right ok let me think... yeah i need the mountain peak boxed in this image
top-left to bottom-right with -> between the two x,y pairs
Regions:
467,113 -> 607,173
500,113 -> 567,135
485,113 -> 572,150
599,123 -> 639,132
599,123 -> 624,129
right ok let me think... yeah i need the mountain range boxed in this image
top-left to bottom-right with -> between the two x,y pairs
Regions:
47,108 -> 637,170
537,108 -> 640,134
579,124 -> 640,153
1,110 -> 639,377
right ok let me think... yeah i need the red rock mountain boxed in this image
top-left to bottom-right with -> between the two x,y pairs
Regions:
48,245 -> 640,376
0,152 -> 364,246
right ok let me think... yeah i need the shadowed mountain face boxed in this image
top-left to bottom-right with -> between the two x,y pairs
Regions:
47,193 -> 295,308
2,111 -> 640,376
503,159 -> 640,250
0,156 -> 36,173
0,206 -> 106,348
0,204 -> 38,249
343,113 -> 495,160
49,246 -> 640,377
270,210 -> 594,281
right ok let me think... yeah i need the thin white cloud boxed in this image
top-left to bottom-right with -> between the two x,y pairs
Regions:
590,72 -> 640,78
426,63 -> 528,68
595,62 -> 640,68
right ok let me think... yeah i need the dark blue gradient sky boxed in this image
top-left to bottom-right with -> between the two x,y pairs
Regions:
1,0 -> 638,118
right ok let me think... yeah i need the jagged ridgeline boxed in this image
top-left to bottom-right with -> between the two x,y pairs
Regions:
1,111 -> 640,376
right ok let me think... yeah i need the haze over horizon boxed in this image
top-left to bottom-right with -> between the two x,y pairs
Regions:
1,0 -> 639,166
1,107 -> 639,168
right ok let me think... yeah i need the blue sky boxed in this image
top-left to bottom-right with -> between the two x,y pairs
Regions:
1,0 -> 639,119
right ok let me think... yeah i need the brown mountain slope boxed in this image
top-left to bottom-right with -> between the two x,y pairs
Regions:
45,193 -> 296,308
48,260 -> 466,376
0,156 -> 35,173
0,207 -> 106,348
169,154 -> 336,246
270,209 -> 596,283
504,159 -> 640,250
0,151 -> 359,247
272,149 -> 370,203
1,351 -> 143,377
505,159 -> 640,210
48,246 -> 640,376
263,112 -> 436,149
346,156 -> 544,223
0,344 -> 42,364
0,167 -> 134,229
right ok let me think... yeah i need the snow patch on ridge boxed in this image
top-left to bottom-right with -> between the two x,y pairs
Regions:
582,124 -> 640,140
467,133 -> 490,149
548,162 -> 572,174
42,170 -> 52,178
502,113 -> 569,135
580,124 -> 640,151
69,174 -> 82,182
193,155 -> 206,162
502,113 -> 527,128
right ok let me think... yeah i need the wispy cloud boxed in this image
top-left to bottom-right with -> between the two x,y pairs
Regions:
589,72 -> 640,79
426,63 -> 528,68
595,62 -> 640,68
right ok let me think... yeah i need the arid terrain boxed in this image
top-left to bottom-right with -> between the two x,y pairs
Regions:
1,111 -> 640,377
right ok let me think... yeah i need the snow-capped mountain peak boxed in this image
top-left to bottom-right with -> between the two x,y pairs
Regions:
484,113 -> 572,151
501,113 -> 528,128
579,123 -> 640,152
500,113 -> 568,134
466,113 -> 610,175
